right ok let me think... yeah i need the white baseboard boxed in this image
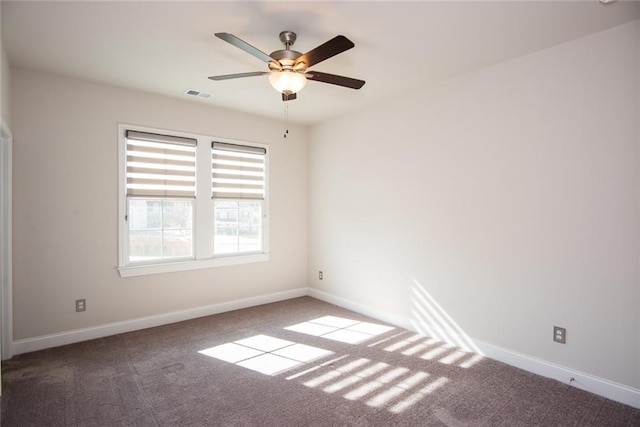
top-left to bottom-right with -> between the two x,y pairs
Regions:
10,286 -> 640,409
474,339 -> 640,409
309,288 -> 640,409
308,288 -> 414,330
11,287 -> 308,356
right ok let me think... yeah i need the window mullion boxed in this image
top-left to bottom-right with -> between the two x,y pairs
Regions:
236,203 -> 240,250
194,139 -> 213,259
160,199 -> 164,259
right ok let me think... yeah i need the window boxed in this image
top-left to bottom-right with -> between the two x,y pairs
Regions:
118,126 -> 268,277
212,142 -> 266,255
125,131 -> 196,264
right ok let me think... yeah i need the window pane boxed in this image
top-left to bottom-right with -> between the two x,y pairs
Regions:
214,200 -> 262,255
128,198 -> 194,263
239,226 -> 261,252
215,201 -> 238,223
239,201 -> 261,227
129,199 -> 162,230
129,230 -> 162,262
163,229 -> 193,258
163,200 -> 193,228
214,227 -> 239,254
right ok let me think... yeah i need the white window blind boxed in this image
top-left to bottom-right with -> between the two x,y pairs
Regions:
212,142 -> 266,199
126,131 -> 197,197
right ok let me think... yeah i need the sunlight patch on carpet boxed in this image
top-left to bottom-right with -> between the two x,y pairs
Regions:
382,332 -> 484,368
294,354 -> 450,414
199,316 -> 457,414
285,316 -> 395,344
199,334 -> 333,376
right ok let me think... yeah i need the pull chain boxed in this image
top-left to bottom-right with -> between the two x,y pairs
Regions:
283,101 -> 289,139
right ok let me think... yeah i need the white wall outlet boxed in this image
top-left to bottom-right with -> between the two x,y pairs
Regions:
553,326 -> 566,344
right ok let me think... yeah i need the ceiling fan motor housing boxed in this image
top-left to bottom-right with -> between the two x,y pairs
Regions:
272,31 -> 304,70
271,49 -> 303,68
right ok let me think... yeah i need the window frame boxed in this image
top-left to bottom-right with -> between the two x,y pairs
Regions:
117,124 -> 269,277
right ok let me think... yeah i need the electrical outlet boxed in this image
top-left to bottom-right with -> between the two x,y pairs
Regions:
76,299 -> 86,312
553,326 -> 566,344
319,271 -> 323,280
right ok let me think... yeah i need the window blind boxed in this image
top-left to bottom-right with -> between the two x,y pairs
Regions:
126,131 -> 197,197
212,142 -> 266,199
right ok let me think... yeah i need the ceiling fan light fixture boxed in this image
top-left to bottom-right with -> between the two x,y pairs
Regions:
269,70 -> 307,95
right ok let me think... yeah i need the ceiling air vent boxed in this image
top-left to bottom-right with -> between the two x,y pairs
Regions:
184,89 -> 211,99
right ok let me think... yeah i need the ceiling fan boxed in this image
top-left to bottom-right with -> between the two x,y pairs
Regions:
209,31 -> 365,102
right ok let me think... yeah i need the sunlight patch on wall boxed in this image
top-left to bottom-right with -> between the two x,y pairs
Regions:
285,315 -> 395,344
410,278 -> 483,356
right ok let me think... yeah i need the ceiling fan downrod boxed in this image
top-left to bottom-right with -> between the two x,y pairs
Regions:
271,31 -> 303,66
279,31 -> 297,50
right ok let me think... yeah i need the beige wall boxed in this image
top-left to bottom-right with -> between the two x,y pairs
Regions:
11,69 -> 308,340
637,18 -> 640,387
0,45 -> 8,127
1,7 -> 11,127
309,21 -> 640,389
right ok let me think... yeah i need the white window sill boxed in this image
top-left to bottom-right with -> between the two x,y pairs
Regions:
117,253 -> 269,278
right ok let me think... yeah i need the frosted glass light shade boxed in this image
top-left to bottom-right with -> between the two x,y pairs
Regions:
269,71 -> 307,94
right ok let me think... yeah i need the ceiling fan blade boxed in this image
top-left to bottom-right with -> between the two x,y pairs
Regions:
208,71 -> 268,81
295,35 -> 355,68
282,92 -> 297,102
215,32 -> 275,64
306,71 -> 365,89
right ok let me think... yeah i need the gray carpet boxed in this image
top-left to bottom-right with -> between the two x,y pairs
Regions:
1,297 -> 638,426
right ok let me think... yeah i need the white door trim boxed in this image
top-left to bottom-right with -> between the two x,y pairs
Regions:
0,116 -> 13,361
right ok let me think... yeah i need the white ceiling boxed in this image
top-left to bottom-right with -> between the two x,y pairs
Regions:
2,1 -> 639,125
